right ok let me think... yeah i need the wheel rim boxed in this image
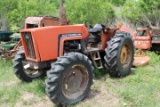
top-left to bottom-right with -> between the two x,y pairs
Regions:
62,64 -> 89,99
22,61 -> 42,78
120,42 -> 132,68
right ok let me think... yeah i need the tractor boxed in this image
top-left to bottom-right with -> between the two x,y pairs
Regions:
133,26 -> 160,51
129,26 -> 160,66
13,0 -> 134,106
13,25 -> 134,106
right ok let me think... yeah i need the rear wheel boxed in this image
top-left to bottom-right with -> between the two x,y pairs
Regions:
45,52 -> 94,106
13,50 -> 42,82
104,32 -> 134,77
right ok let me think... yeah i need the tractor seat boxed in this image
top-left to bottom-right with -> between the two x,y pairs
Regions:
88,24 -> 105,33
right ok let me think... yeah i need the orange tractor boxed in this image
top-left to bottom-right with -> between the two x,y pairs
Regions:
14,25 -> 134,106
131,26 -> 160,66
133,26 -> 160,51
13,0 -> 134,106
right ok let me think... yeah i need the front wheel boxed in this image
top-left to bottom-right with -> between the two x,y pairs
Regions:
45,52 -> 94,106
13,50 -> 43,82
104,32 -> 134,77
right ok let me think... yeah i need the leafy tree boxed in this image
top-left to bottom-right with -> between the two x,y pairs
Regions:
111,0 -> 127,6
65,0 -> 115,25
50,0 -> 60,8
121,0 -> 160,26
7,0 -> 57,30
121,0 -> 141,21
0,0 -> 17,30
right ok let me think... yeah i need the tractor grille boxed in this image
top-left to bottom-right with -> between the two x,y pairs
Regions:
23,32 -> 36,59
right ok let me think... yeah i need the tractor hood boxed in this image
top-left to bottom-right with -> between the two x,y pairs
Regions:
20,24 -> 88,62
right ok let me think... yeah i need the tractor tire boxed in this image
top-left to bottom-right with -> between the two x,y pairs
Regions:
104,32 -> 134,77
45,52 -> 94,106
13,50 -> 42,82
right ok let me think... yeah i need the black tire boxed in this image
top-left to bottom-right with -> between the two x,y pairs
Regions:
45,52 -> 94,106
13,50 -> 42,82
104,32 -> 134,77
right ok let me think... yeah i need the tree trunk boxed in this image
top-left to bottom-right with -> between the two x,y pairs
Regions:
0,14 -> 9,31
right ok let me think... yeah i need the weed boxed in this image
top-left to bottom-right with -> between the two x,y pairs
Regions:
93,68 -> 106,78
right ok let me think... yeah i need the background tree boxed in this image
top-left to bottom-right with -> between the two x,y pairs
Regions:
0,0 -> 17,31
0,0 -> 57,31
50,0 -> 59,8
111,0 -> 127,6
65,0 -> 115,25
121,0 -> 160,27
1,0 -> 160,31
7,0 -> 57,30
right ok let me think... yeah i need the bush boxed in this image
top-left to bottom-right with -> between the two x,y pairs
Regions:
65,0 -> 115,25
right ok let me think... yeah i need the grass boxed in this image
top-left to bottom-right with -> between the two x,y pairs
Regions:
0,59 -> 49,107
0,51 -> 160,107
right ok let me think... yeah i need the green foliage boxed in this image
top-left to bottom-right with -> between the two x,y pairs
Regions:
50,0 -> 60,8
0,0 -> 18,30
121,0 -> 142,21
94,68 -> 106,78
7,0 -> 57,30
0,0 -> 57,31
1,0 -> 160,30
0,59 -> 46,106
121,0 -> 160,26
65,0 -> 115,25
111,0 -> 126,6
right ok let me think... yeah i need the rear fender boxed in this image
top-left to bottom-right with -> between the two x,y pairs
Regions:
101,28 -> 118,49
119,26 -> 135,36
